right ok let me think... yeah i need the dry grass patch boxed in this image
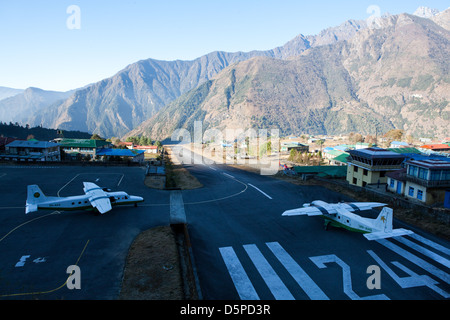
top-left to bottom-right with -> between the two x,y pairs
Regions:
119,226 -> 184,300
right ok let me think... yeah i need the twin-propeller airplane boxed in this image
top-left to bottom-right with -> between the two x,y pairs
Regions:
283,200 -> 413,240
26,182 -> 144,215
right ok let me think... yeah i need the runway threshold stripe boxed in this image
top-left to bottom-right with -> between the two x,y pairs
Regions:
394,236 -> 450,269
408,233 -> 450,256
266,242 -> 329,300
377,238 -> 450,284
219,247 -> 260,300
243,244 -> 294,300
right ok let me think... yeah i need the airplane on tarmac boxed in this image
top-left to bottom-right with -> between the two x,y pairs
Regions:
25,182 -> 144,215
282,200 -> 413,240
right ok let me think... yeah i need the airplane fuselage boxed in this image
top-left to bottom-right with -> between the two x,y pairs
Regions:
35,191 -> 143,212
322,211 -> 374,234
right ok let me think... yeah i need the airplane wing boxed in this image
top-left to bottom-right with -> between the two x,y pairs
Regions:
341,202 -> 387,212
282,206 -> 326,217
83,182 -> 112,214
364,228 -> 414,241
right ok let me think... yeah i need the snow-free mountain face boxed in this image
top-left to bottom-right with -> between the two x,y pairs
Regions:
21,11 -> 372,138
128,11 -> 450,141
0,87 -> 73,125
8,7 -> 450,140
0,86 -> 23,101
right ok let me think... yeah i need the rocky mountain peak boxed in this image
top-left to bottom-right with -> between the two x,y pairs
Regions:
413,6 -> 440,18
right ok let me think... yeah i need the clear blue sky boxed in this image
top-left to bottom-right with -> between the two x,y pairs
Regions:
0,0 -> 448,91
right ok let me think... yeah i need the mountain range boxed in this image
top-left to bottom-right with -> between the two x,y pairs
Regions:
1,6 -> 449,140
0,87 -> 74,125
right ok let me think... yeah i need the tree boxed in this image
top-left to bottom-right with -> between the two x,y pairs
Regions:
90,133 -> 103,140
384,129 -> 404,142
349,132 -> 363,144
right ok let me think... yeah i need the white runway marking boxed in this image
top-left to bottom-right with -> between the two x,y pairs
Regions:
219,246 -> 260,300
222,173 -> 235,179
376,238 -> 450,284
394,236 -> 450,269
15,255 -> 30,267
248,184 -> 272,200
243,244 -> 294,300
266,242 -> 329,300
408,233 -> 450,256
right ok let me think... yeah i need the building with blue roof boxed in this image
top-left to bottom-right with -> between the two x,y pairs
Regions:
2,139 -> 60,161
96,148 -> 145,163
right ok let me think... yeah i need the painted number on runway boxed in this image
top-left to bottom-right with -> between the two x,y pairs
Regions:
15,255 -> 47,267
219,235 -> 450,300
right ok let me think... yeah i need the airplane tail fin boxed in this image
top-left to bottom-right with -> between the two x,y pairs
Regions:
26,185 -> 47,214
364,207 -> 413,240
374,207 -> 393,233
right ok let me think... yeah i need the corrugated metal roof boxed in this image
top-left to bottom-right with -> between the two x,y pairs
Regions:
6,140 -> 59,149
96,148 -> 145,157
58,139 -> 110,148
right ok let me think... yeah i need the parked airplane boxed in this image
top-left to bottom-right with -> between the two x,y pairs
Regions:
282,200 -> 413,240
26,182 -> 144,215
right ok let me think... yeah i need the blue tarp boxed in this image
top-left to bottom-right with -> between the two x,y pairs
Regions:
96,148 -> 145,157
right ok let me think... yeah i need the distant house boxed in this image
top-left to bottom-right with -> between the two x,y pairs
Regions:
294,166 -> 347,179
404,159 -> 450,205
58,139 -> 111,159
346,148 -> 406,187
96,148 -> 145,163
0,137 -> 15,152
2,139 -> 60,161
331,153 -> 350,166
133,145 -> 159,154
386,168 -> 407,195
419,144 -> 450,153
390,141 -> 409,148
281,142 -> 309,153
323,148 -> 346,160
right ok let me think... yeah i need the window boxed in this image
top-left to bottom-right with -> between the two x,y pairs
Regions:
442,170 -> 450,181
363,169 -> 368,176
418,168 -> 428,180
430,170 -> 441,181
408,187 -> 415,197
408,165 -> 418,177
353,166 -> 358,173
417,190 -> 423,201
390,179 -> 395,188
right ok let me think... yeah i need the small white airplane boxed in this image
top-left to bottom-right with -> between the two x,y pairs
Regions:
282,200 -> 413,240
26,182 -> 144,215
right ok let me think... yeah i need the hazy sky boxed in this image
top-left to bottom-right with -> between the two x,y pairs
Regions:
0,0 -> 448,91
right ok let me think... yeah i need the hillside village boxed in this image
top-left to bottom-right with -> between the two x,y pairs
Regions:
1,4 -> 450,303
291,133 -> 449,200
2,128 -> 449,212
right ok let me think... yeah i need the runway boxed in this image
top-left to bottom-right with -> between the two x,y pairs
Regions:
0,165 -> 169,299
0,160 -> 449,300
175,157 -> 450,300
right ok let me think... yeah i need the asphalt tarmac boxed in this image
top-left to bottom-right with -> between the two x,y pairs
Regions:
0,160 -> 449,300
182,162 -> 450,300
0,165 -> 169,300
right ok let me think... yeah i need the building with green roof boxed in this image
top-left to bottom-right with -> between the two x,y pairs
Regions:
58,138 -> 111,159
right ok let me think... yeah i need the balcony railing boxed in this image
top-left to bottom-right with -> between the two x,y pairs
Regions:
347,160 -> 403,171
406,174 -> 450,188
